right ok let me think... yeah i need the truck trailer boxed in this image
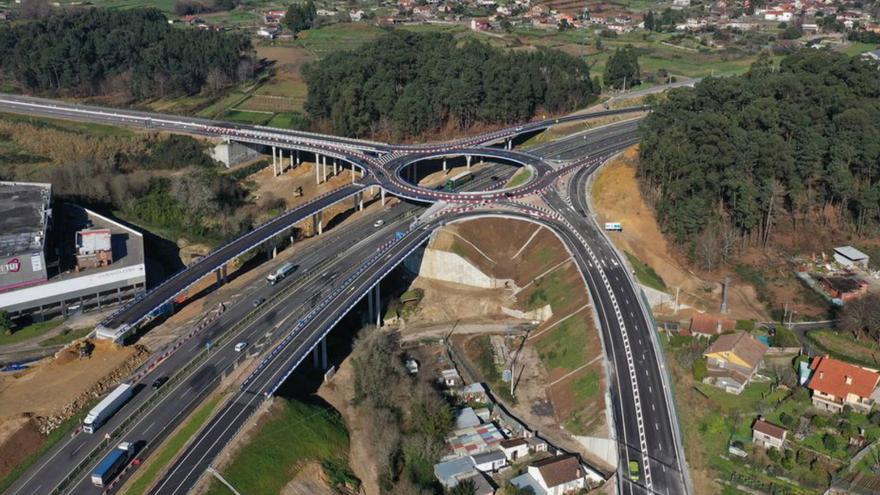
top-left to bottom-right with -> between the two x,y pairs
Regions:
83,383 -> 133,434
91,441 -> 132,488
266,262 -> 296,285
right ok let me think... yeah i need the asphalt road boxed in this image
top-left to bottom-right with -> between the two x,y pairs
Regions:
0,91 -> 694,495
7,202 -> 421,495
5,164 -> 508,495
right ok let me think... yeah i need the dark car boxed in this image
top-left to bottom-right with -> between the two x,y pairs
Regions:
151,377 -> 169,389
252,297 -> 266,307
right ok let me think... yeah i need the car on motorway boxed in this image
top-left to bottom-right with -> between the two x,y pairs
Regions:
373,219 -> 385,228
234,342 -> 248,352
628,460 -> 640,482
252,297 -> 266,307
151,376 -> 169,389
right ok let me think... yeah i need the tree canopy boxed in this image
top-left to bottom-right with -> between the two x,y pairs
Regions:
603,45 -> 641,90
284,1 -> 317,34
638,50 -> 880,266
303,30 -> 596,138
0,8 -> 255,97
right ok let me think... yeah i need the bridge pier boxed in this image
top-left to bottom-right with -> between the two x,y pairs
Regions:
351,165 -> 357,184
366,289 -> 374,325
442,159 -> 447,174
315,153 -> 321,184
321,337 -> 328,369
506,139 -> 512,150
466,155 -> 472,169
272,146 -> 278,177
373,285 -> 381,327
313,210 -> 323,235
333,159 -> 338,177
296,150 -> 300,166
322,155 -> 328,183
381,188 -> 386,206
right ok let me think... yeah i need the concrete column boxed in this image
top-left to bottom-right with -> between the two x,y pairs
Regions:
222,264 -> 228,283
351,165 -> 356,184
312,345 -> 320,368
367,289 -> 374,323
289,150 -> 294,170
358,192 -> 364,211
381,188 -> 386,206
315,154 -> 321,184
322,155 -> 328,183
313,211 -> 323,235
321,337 -> 328,369
466,155 -> 472,169
442,159 -> 447,173
333,160 -> 338,176
296,150 -> 300,165
215,268 -> 223,288
374,285 -> 381,327
272,146 -> 278,176
272,245 -> 277,259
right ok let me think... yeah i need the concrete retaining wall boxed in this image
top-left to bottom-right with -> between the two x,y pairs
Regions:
418,247 -> 498,288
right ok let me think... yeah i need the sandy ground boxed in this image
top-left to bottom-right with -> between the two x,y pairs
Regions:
280,462 -> 335,495
0,341 -> 136,420
590,147 -> 769,321
405,277 -> 517,325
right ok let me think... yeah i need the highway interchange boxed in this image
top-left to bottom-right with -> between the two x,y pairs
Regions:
0,91 -> 690,495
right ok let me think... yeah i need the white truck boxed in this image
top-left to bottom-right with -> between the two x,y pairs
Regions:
83,383 -> 133,434
266,262 -> 296,285
604,222 -> 623,232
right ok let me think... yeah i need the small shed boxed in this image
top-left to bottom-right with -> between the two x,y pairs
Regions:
833,246 -> 870,269
471,449 -> 507,472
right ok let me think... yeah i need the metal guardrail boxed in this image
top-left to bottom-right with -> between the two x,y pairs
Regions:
48,245 -> 355,495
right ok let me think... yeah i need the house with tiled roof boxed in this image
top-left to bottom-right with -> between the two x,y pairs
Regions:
509,455 -> 603,495
752,418 -> 787,450
702,331 -> 767,394
689,313 -> 735,338
807,356 -> 880,413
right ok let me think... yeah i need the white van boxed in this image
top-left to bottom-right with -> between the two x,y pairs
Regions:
234,342 -> 247,352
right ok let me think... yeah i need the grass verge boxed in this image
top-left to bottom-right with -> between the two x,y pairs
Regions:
125,395 -> 223,495
624,251 -> 667,292
205,398 -> 351,495
0,318 -> 63,346
39,327 -> 92,347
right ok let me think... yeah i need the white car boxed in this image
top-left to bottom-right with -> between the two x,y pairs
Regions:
373,219 -> 385,228
234,342 -> 247,352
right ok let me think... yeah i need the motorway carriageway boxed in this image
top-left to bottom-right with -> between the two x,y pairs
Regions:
7,202 -> 419,495
550,160 -> 688,495
6,164 -> 510,495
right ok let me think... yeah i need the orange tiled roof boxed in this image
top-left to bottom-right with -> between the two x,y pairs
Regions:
809,356 -> 880,400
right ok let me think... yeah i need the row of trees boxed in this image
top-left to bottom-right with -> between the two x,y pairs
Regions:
0,9 -> 255,97
303,31 -> 596,138
638,50 -> 880,267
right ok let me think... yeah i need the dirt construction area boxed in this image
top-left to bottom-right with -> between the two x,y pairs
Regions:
590,147 -> 769,321
0,340 -> 148,478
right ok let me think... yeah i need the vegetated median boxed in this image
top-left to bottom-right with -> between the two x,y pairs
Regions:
124,394 -> 224,495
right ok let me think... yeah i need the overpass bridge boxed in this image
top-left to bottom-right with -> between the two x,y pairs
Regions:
0,91 -> 689,495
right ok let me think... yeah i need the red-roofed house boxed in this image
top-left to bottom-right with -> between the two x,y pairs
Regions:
689,314 -> 735,338
807,356 -> 880,413
752,418 -> 787,450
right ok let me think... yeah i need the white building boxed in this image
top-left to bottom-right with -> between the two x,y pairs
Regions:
510,455 -> 603,495
833,246 -> 870,269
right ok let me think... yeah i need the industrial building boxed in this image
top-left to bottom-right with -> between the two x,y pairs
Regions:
0,181 -> 146,321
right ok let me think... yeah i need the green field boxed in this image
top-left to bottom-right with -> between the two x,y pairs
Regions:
206,399 -> 351,495
805,329 -> 880,368
505,167 -> 533,188
0,318 -> 63,346
126,395 -> 223,495
535,315 -> 589,371
625,251 -> 667,292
